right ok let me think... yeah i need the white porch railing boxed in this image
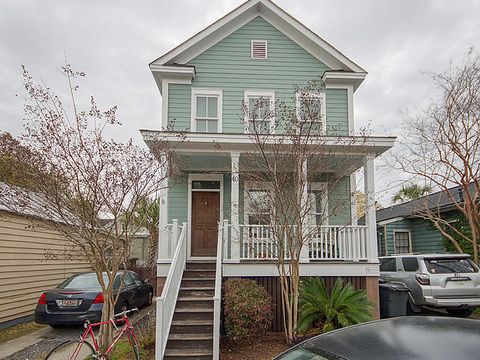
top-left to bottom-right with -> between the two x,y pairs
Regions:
162,220 -> 183,259
156,221 -> 187,360
212,220 -> 226,360
222,223 -> 370,261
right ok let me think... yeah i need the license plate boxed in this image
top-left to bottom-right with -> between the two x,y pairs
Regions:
56,299 -> 82,307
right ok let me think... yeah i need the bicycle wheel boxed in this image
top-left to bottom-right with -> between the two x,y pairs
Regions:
129,331 -> 141,360
45,340 -> 96,360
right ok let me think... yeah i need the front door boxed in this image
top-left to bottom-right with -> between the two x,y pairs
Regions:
191,191 -> 220,257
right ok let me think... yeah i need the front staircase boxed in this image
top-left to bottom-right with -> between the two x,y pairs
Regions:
164,262 -> 216,360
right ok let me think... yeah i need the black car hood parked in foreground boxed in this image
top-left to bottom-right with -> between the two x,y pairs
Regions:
275,316 -> 480,360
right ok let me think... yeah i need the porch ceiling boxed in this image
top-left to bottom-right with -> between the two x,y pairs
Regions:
141,130 -> 396,159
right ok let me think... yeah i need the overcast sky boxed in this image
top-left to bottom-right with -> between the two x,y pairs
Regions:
1,0 -> 479,204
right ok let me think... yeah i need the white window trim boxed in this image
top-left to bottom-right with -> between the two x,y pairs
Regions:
244,90 -> 276,134
251,40 -> 268,59
393,229 -> 412,254
191,88 -> 223,133
295,91 -> 327,135
308,182 -> 329,226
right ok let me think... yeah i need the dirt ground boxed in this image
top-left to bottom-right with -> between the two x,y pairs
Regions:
220,332 -> 288,360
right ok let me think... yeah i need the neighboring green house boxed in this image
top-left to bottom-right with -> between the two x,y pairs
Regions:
375,185 -> 472,256
141,1 -> 395,358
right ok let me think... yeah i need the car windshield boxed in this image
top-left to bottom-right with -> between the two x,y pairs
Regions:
58,273 -> 110,290
424,258 -> 478,274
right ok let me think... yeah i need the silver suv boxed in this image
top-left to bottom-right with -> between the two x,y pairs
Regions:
379,253 -> 480,317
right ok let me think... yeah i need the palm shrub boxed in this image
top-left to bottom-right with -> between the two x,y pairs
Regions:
297,278 -> 374,334
224,278 -> 273,338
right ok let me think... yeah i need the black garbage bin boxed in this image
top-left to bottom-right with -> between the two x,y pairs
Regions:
379,282 -> 410,318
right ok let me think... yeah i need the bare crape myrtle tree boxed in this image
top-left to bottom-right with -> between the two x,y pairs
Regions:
392,50 -> 480,263
236,80 -> 368,343
0,64 -> 173,348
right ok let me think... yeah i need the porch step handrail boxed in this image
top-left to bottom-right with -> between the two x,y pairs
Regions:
213,220 -> 226,360
156,221 -> 187,360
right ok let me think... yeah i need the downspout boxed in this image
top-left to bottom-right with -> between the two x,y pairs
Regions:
383,225 -> 388,255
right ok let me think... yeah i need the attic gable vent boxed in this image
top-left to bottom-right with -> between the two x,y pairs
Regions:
251,40 -> 267,59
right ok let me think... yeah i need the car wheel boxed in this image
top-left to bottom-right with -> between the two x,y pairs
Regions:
446,308 -> 473,318
147,290 -> 153,307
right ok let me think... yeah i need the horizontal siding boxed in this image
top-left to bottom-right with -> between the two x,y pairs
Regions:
168,17 -> 349,135
167,175 -> 188,223
0,212 -> 91,325
385,219 -> 412,255
328,177 -> 352,225
411,218 -> 445,253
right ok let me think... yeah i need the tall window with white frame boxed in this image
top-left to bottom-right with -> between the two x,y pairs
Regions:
244,91 -> 275,134
192,89 -> 222,133
394,231 -> 411,254
296,91 -> 326,135
307,183 -> 328,227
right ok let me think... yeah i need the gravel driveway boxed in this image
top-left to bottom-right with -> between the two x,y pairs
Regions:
4,305 -> 154,360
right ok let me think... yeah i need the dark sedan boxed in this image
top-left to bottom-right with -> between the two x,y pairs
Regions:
275,316 -> 480,360
35,271 -> 153,326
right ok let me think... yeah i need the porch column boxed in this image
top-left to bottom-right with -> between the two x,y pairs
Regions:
157,154 -> 170,262
363,154 -> 378,260
300,158 -> 310,263
230,152 -> 241,263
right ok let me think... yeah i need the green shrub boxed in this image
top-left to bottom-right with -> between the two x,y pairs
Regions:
298,278 -> 374,334
224,278 -> 273,338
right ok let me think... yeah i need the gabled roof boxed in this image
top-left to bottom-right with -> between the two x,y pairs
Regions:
150,0 -> 366,73
375,183 -> 476,223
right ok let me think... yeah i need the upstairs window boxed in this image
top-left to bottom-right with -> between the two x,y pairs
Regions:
244,91 -> 275,134
251,40 -> 267,59
296,91 -> 326,135
191,89 -> 222,133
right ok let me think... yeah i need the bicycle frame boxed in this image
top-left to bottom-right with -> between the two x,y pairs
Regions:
70,315 -> 138,359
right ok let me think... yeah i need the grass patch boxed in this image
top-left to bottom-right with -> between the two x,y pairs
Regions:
110,338 -> 154,360
0,321 -> 45,345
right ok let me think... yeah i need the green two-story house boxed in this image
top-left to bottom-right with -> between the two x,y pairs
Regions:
141,0 -> 395,358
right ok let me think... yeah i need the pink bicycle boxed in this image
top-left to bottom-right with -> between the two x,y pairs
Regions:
45,308 -> 140,360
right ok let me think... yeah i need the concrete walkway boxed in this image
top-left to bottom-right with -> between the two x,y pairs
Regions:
0,326 -> 51,359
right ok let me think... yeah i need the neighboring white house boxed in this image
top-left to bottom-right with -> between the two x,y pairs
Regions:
141,0 -> 395,358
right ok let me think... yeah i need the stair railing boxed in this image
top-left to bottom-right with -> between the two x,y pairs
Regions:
213,220 -> 226,360
156,221 -> 187,360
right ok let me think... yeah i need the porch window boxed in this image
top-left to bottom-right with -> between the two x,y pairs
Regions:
307,183 -> 328,226
295,91 -> 326,135
394,231 -> 411,254
244,91 -> 275,133
245,189 -> 271,225
191,89 -> 222,133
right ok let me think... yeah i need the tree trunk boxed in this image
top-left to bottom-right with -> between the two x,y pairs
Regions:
98,292 -> 115,356
147,226 -> 159,268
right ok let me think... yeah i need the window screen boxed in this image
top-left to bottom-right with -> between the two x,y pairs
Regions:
195,95 -> 218,132
394,231 -> 410,254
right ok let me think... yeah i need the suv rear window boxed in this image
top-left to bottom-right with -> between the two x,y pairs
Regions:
402,257 -> 419,272
380,258 -> 397,272
424,258 -> 478,274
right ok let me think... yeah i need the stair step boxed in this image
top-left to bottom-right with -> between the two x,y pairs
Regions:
183,270 -> 216,278
175,307 -> 214,313
169,333 -> 213,340
179,286 -> 214,291
186,263 -> 216,270
178,296 -> 213,301
182,277 -> 215,281
170,319 -> 213,334
171,319 -> 213,326
164,348 -> 213,359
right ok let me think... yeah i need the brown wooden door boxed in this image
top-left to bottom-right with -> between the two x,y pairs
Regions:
191,191 -> 220,257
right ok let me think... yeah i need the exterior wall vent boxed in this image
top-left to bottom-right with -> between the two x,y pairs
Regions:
251,40 -> 267,59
